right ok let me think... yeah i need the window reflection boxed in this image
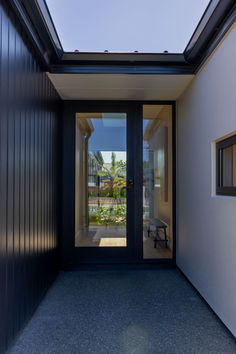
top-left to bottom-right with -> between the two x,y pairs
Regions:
143,105 -> 173,259
222,145 -> 236,187
75,113 -> 127,247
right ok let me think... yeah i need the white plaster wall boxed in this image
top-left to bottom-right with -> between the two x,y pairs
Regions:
177,22 -> 236,336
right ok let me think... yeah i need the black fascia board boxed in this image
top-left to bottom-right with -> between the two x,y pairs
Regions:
8,0 -> 63,65
193,4 -> 236,73
61,52 -> 186,63
34,0 -> 63,58
49,64 -> 194,75
184,0 -> 236,65
8,0 -> 50,67
55,53 -> 194,74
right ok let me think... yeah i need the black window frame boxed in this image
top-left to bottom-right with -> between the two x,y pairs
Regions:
216,134 -> 236,196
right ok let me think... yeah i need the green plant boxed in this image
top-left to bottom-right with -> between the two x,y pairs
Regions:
96,205 -> 126,226
98,152 -> 126,203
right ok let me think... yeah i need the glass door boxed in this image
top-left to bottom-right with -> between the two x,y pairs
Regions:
61,102 -> 174,265
74,110 -> 137,260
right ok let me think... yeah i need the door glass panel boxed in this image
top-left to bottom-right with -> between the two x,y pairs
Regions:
143,105 -> 173,259
75,113 -> 127,247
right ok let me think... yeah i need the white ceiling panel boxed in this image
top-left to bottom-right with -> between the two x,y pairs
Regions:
47,73 -> 194,100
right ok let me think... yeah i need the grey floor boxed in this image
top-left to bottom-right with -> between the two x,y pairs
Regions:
10,269 -> 236,354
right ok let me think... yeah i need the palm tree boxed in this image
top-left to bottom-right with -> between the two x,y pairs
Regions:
98,152 -> 126,205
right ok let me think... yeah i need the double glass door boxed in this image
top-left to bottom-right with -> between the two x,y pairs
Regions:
62,103 -> 174,264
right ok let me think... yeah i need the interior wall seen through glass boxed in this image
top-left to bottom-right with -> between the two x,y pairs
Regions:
143,105 -> 173,259
222,144 -> 236,187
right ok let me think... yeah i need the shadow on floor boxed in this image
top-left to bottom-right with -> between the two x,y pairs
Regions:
10,269 -> 236,354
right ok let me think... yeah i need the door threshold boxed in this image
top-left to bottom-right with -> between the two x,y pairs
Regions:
62,259 -> 175,271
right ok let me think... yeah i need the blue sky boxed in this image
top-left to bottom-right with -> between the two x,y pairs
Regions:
46,0 -> 210,53
88,119 -> 152,163
89,118 -> 126,154
89,118 -> 127,163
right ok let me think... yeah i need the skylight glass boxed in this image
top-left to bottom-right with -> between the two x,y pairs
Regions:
46,0 -> 211,53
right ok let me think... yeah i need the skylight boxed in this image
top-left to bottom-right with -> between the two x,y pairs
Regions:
46,0 -> 211,53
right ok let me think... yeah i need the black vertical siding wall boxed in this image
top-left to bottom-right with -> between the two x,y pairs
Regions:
0,1 -> 60,353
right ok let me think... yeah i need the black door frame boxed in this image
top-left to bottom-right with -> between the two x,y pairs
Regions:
61,100 -> 176,267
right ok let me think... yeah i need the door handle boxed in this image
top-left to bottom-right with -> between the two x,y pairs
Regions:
126,179 -> 134,191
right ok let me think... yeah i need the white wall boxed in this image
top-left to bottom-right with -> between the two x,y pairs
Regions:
177,23 -> 236,336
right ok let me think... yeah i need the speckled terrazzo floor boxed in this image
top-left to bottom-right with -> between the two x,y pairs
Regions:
10,269 -> 236,354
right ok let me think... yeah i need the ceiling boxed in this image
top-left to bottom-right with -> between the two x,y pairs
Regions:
47,73 -> 194,100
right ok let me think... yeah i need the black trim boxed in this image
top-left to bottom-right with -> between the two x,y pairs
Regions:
63,259 -> 175,269
62,52 -> 186,62
185,0 -> 236,65
194,4 -> 236,73
61,101 -> 176,266
8,0 -> 50,67
8,0 -> 236,75
50,64 -> 194,75
185,0 -> 220,51
62,102 -> 138,265
35,0 -> 63,56
184,0 -> 220,60
8,0 -> 63,65
216,134 -> 236,196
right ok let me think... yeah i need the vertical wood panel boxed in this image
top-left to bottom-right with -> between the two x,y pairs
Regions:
0,1 -> 60,352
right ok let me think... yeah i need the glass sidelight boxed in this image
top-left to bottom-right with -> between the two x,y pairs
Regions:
75,113 -> 127,248
143,105 -> 173,259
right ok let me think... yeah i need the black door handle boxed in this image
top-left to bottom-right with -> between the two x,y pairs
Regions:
126,179 -> 134,191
